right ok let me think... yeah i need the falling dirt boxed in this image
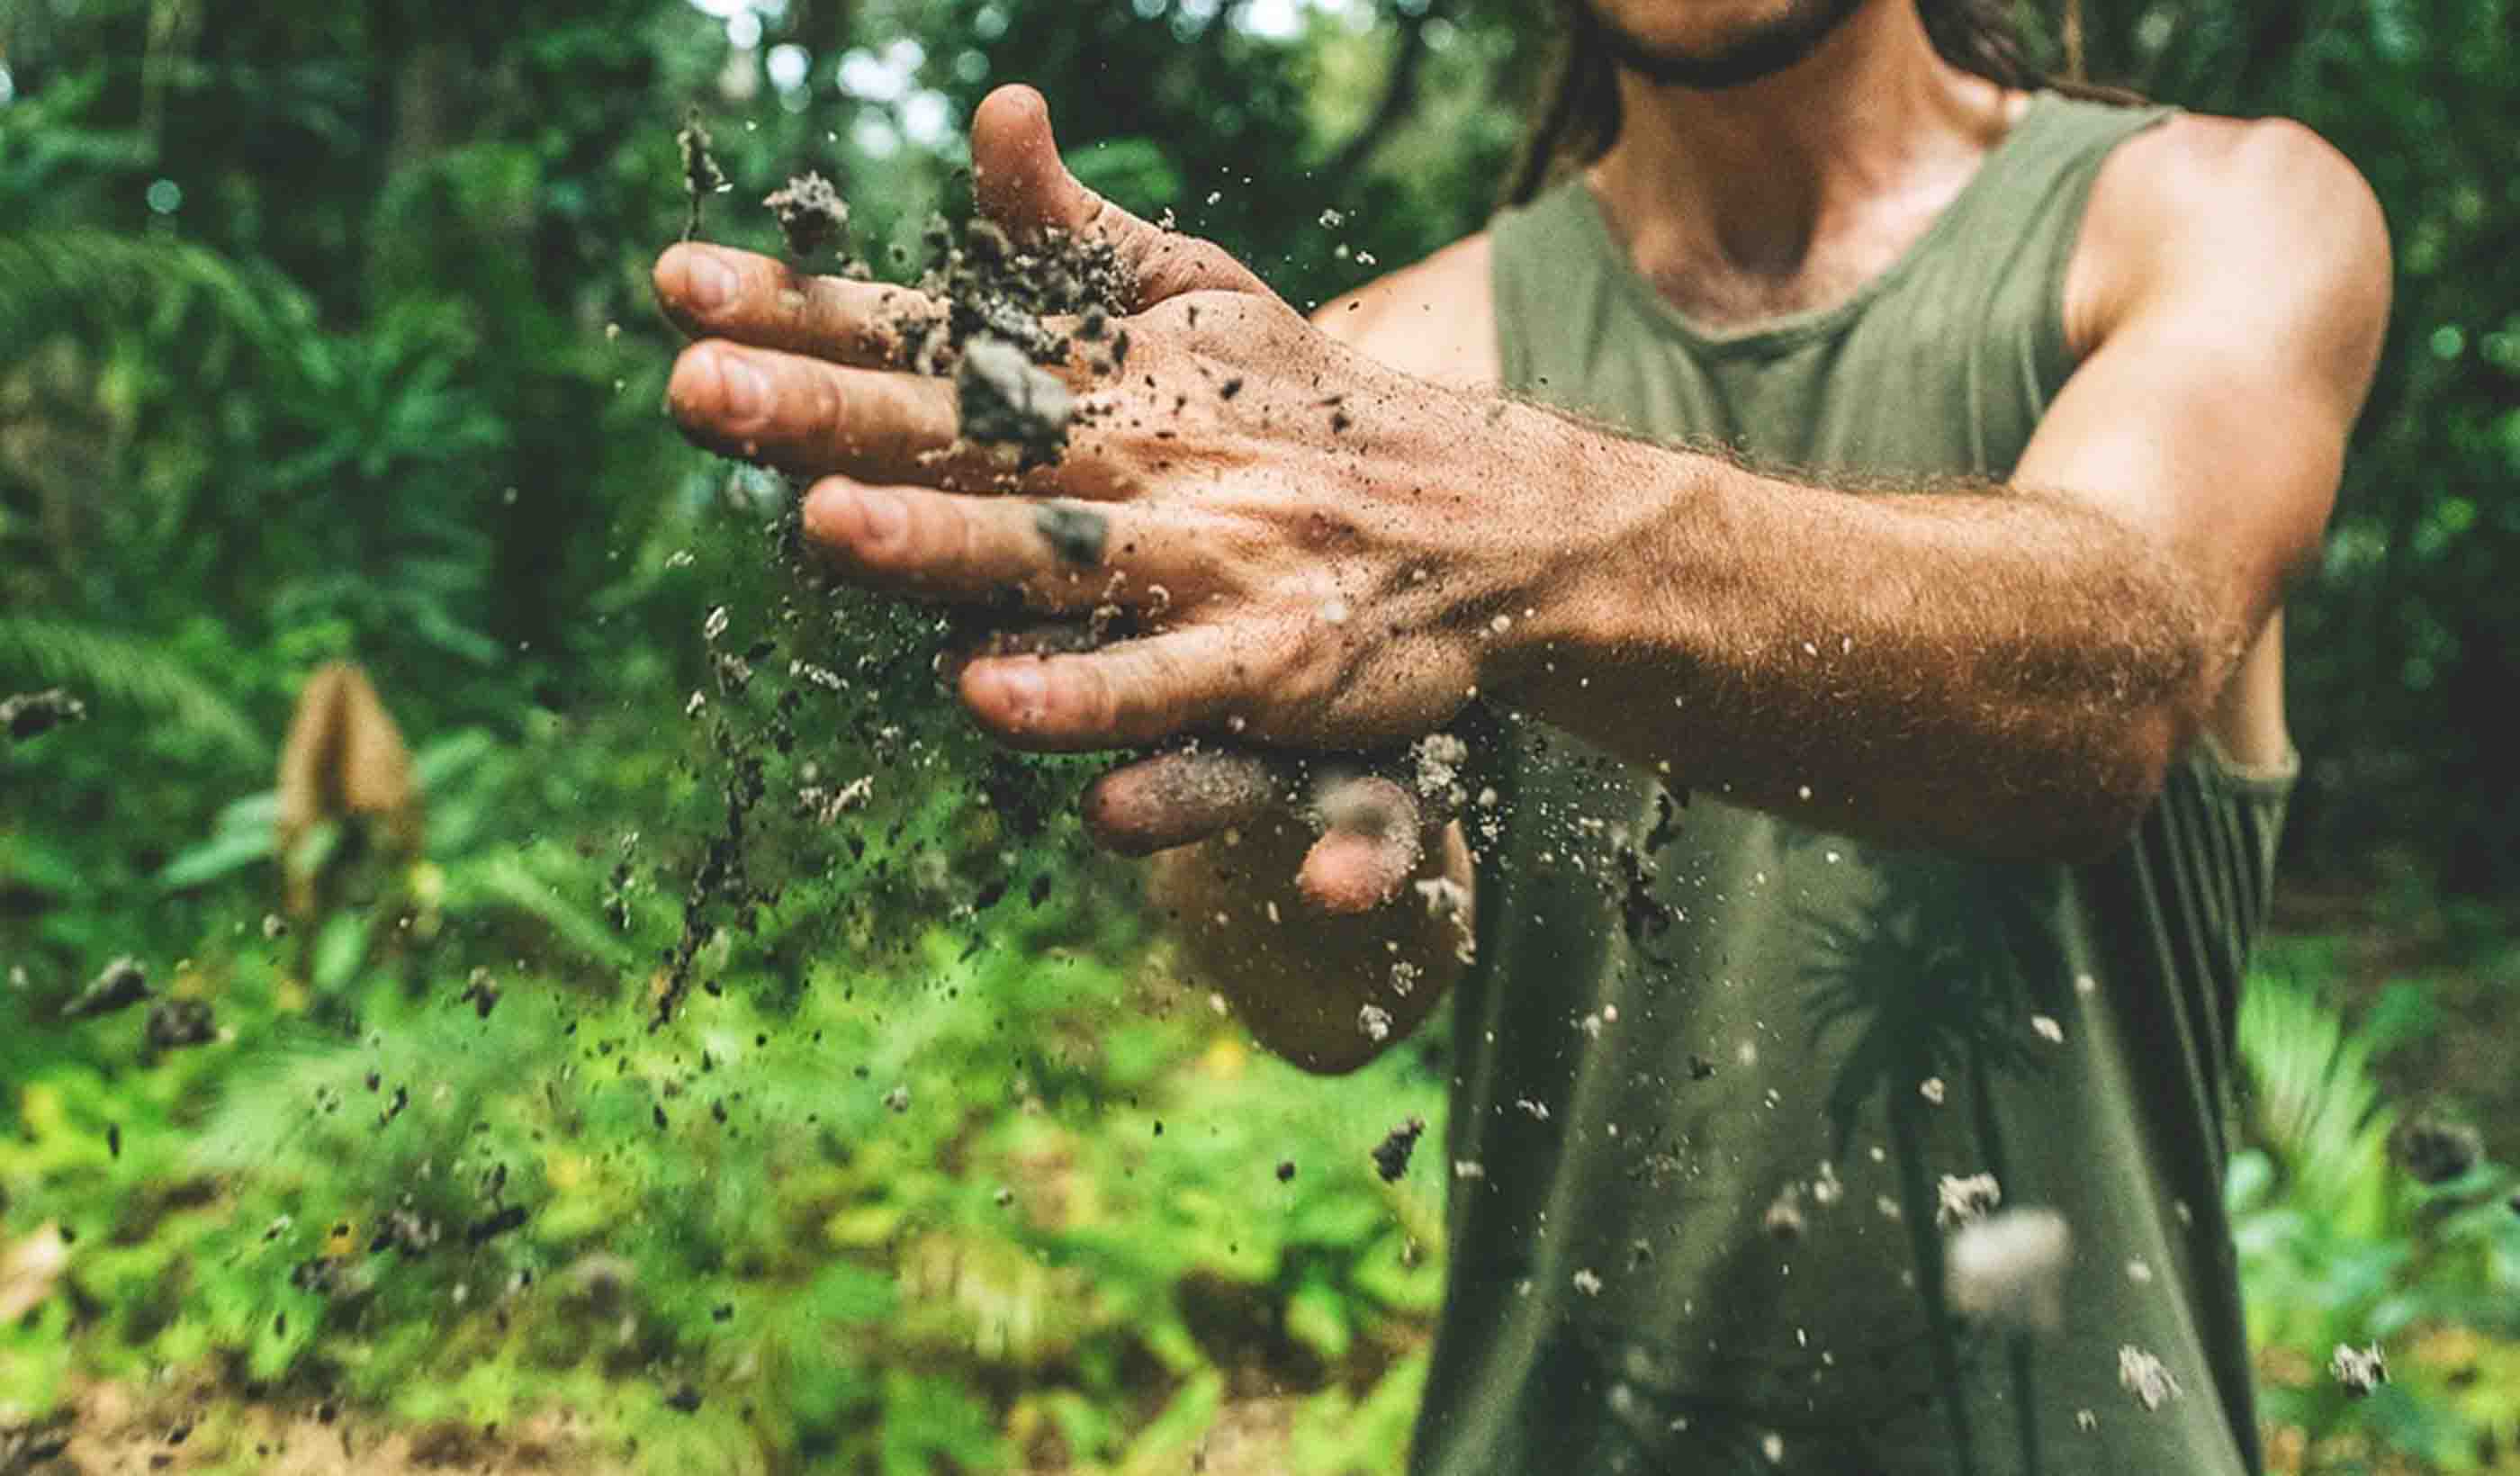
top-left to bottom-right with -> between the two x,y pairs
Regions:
762,170 -> 848,259
2,687 -> 86,741
1370,1116 -> 1426,1183
58,957 -> 149,1021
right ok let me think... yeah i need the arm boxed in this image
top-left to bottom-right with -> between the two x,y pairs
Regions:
1489,118 -> 2389,860
654,96 -> 2388,1058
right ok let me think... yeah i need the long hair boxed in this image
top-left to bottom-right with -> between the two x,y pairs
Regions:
1505,0 -> 2125,206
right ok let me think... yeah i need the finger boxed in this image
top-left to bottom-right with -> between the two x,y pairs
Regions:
1297,776 -> 1425,914
655,242 -> 941,368
801,476 -> 1192,608
961,626 -> 1248,751
668,341 -> 959,483
1081,747 -> 1286,856
969,85 -> 1277,308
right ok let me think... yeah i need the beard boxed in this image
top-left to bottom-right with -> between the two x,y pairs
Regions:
1576,0 -> 1870,91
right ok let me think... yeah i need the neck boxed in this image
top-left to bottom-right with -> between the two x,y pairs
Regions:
1588,1 -> 2017,279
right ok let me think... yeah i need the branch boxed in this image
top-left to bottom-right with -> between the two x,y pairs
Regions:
1322,0 -> 1441,184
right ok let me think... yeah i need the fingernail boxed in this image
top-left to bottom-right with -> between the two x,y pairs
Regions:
856,489 -> 906,547
687,249 -> 736,312
717,353 -> 766,423
994,663 -> 1048,724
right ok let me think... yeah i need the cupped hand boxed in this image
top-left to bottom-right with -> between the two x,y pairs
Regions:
655,85 -> 1529,911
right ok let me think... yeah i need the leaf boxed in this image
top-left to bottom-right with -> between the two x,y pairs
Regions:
1282,1268 -> 1354,1364
311,909 -> 372,990
156,825 -> 276,891
0,617 -> 263,760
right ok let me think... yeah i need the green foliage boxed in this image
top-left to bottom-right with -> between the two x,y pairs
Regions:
2232,940 -> 2520,1472
5,0 -> 2519,1470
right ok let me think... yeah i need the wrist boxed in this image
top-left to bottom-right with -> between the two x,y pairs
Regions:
1472,407 -> 1698,711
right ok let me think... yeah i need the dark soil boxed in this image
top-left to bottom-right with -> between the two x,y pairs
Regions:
3,687 -> 87,741
763,171 -> 848,259
59,957 -> 149,1021
1370,1116 -> 1426,1183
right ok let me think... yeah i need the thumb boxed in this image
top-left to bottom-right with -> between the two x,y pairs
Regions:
969,84 -> 1275,309
1295,775 -> 1426,916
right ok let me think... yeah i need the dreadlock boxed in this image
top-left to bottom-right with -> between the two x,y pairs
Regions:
1505,0 -> 2128,206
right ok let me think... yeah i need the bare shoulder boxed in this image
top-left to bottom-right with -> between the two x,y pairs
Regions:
2070,112 -> 2390,373
1310,231 -> 1499,392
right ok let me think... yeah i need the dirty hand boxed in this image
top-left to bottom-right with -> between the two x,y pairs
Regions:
656,86 -> 1537,908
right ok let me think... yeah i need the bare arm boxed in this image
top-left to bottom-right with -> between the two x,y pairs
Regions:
653,94 -> 2388,1065
1490,119 -> 2389,859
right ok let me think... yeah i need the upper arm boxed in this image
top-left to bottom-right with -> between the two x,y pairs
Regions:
1310,232 -> 1501,391
2018,116 -> 2390,663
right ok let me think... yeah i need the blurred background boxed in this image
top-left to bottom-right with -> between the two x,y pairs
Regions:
1,0 -> 2515,1471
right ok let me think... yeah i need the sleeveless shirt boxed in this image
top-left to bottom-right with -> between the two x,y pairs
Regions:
1410,94 -> 2294,1476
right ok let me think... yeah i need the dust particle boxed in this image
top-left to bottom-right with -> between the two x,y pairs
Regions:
1371,1116 -> 1426,1183
3,688 -> 87,741
1762,1185 -> 1805,1240
2391,1112 -> 2482,1184
2329,1342 -> 2388,1397
143,996 -> 217,1052
2116,1345 -> 2182,1410
1946,1206 -> 2072,1334
1934,1171 -> 2002,1227
61,957 -> 151,1020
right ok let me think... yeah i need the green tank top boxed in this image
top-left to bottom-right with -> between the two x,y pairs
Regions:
1415,94 -> 2296,1476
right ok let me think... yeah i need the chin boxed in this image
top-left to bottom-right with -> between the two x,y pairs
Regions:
1593,0 -> 1810,50
1578,0 -> 1870,90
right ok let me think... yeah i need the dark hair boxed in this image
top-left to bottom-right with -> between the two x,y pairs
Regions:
1505,0 -> 2127,206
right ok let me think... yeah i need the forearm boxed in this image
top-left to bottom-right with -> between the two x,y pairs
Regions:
1493,418 -> 2233,860
1148,817 -> 1472,1075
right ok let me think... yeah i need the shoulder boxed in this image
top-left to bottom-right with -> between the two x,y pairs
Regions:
1310,230 -> 1499,392
2068,112 -> 2391,373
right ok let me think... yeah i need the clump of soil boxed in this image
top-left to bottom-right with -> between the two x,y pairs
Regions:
956,334 -> 1077,467
677,111 -> 727,241
2329,1342 -> 2388,1398
143,996 -> 217,1053
763,171 -> 849,259
1370,1116 -> 1426,1183
60,956 -> 150,1021
2392,1112 -> 2483,1184
3,687 -> 86,741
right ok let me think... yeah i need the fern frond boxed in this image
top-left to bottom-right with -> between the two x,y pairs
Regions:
0,229 -> 304,357
0,616 -> 264,760
2237,966 -> 2399,1236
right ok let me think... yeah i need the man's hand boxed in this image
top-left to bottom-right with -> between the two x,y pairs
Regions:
655,85 -> 1522,914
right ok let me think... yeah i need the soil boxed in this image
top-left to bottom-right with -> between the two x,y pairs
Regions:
761,171 -> 847,260
3,688 -> 87,742
675,112 -> 725,242
1370,1116 -> 1426,1183
58,958 -> 148,1021
956,335 -> 1076,466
